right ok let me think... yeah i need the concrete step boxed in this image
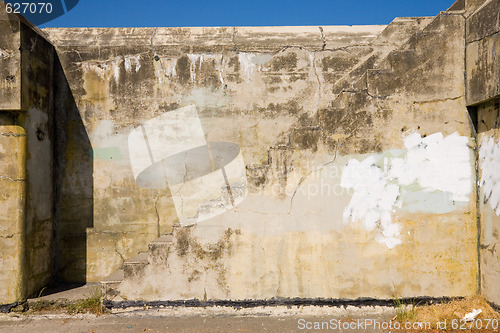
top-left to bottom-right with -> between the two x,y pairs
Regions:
101,233 -> 177,300
123,252 -> 149,280
102,269 -> 124,283
125,252 -> 148,264
331,17 -> 433,95
149,234 -> 174,266
101,269 -> 123,300
149,234 -> 174,244
330,90 -> 372,110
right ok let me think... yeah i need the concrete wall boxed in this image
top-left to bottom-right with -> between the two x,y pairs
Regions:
476,98 -> 500,307
0,126 -> 26,304
1,0 -> 498,305
43,3 -> 481,301
44,24 -> 387,284
466,0 -> 500,307
0,5 -> 55,304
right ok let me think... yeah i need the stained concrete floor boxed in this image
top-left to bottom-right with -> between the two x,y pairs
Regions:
0,312 -> 394,333
0,284 -> 396,332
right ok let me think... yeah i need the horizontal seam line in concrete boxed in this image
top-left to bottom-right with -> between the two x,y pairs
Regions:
0,133 -> 27,137
412,95 -> 464,104
466,29 -> 500,45
0,177 -> 26,182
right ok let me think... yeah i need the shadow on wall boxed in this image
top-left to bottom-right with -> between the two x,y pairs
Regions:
470,97 -> 500,307
53,56 -> 93,283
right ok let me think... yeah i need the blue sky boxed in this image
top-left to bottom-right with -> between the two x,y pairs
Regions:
40,0 -> 456,28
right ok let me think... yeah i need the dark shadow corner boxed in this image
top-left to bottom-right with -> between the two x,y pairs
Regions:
52,54 -> 93,285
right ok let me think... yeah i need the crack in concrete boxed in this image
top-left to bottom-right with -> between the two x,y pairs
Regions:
365,90 -> 390,99
150,27 -> 158,59
73,52 -> 149,66
310,51 -> 322,111
0,234 -> 14,239
467,29 -> 500,47
114,240 -> 126,266
275,45 -> 314,55
412,95 -> 463,104
231,27 -> 238,52
318,27 -> 326,50
287,143 -> 341,215
174,157 -> 190,219
322,43 -> 372,52
480,243 -> 497,255
154,194 -> 161,238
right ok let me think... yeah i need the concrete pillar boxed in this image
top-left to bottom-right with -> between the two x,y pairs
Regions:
0,125 -> 26,304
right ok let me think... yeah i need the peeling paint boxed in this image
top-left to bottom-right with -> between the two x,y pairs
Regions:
341,132 -> 473,249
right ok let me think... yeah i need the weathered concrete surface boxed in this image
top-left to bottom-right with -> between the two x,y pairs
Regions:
43,24 -> 393,285
466,0 -> 500,105
331,17 -> 434,95
466,0 -> 500,307
477,98 -> 500,307
0,8 -> 21,110
0,126 -> 26,304
18,18 -> 55,298
52,55 -> 93,283
40,1 -> 483,303
0,0 -> 497,306
0,4 -> 55,304
0,306 -> 395,333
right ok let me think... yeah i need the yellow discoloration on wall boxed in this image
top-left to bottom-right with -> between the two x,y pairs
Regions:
81,60 -> 118,116
53,12 -> 482,297
0,126 -> 27,304
119,204 -> 478,301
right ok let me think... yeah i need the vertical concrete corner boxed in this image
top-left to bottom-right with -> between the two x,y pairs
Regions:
465,0 -> 500,308
0,3 -> 56,305
0,125 -> 27,304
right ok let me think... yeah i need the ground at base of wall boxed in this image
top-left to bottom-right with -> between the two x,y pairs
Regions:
0,292 -> 499,332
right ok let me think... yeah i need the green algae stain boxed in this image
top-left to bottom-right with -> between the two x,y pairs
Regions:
93,147 -> 123,161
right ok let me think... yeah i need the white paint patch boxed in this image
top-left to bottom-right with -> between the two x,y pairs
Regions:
479,136 -> 500,215
390,132 -> 471,201
341,157 -> 402,249
82,59 -> 122,82
341,132 -> 472,249
237,53 -> 259,82
187,54 -> 202,82
124,55 -> 141,72
155,57 -> 177,84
